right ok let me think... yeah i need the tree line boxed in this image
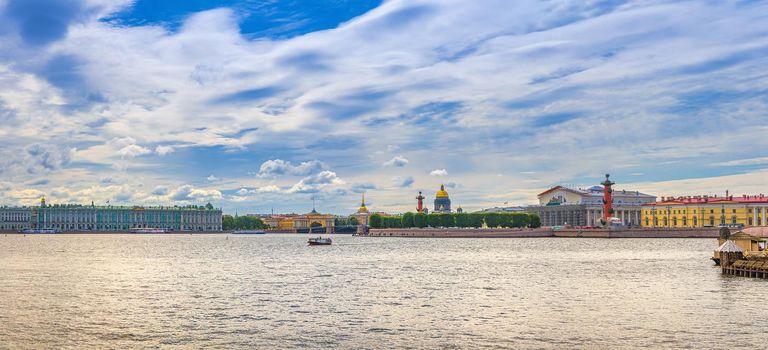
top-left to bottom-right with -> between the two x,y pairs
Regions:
222,215 -> 265,230
368,212 -> 541,229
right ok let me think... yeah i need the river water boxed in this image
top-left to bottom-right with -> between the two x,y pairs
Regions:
0,234 -> 766,349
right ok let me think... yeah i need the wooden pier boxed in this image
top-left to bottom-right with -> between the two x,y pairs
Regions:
722,260 -> 768,279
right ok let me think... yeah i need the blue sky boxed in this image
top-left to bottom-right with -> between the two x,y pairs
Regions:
0,0 -> 767,214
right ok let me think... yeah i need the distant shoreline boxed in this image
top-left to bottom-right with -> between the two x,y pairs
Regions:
1,228 -> 721,238
365,227 -> 721,238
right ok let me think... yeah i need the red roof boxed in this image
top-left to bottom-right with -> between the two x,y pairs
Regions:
643,195 -> 768,206
742,227 -> 768,238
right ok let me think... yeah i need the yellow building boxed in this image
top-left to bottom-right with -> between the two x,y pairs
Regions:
291,209 -> 336,233
263,215 -> 295,230
263,208 -> 336,232
641,194 -> 768,228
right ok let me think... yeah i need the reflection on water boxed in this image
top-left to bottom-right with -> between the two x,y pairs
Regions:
0,235 -> 766,348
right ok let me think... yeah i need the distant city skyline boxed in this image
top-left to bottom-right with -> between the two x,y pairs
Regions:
1,1 -> 767,214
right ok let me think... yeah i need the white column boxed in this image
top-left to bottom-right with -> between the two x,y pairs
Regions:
762,207 -> 766,227
753,207 -> 758,227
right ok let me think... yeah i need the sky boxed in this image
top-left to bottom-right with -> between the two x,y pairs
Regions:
0,0 -> 767,215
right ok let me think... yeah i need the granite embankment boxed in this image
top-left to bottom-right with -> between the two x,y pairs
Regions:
367,228 -> 553,238
367,227 -> 721,238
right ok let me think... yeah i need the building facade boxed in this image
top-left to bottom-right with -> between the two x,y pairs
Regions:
0,206 -> 33,231
0,198 -> 222,232
526,185 -> 656,227
292,209 -> 335,233
642,194 -> 768,228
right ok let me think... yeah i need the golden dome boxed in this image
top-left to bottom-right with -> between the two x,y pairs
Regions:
436,184 -> 449,198
357,193 -> 369,213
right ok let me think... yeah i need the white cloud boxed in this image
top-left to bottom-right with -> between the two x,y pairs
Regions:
206,175 -> 218,181
382,155 -> 409,167
156,145 -> 175,156
168,185 -> 222,201
289,171 -> 345,193
715,157 -> 768,167
118,144 -> 152,158
236,185 -> 282,195
257,159 -> 325,177
430,169 -> 448,176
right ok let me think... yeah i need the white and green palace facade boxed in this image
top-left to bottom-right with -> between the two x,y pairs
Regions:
1,199 -> 222,232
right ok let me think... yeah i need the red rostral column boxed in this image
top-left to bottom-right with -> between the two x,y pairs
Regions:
416,191 -> 425,213
601,173 -> 615,220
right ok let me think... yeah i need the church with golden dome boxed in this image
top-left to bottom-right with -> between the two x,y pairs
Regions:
434,184 -> 452,213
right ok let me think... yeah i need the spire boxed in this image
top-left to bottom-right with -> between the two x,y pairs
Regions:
358,193 -> 369,213
441,184 -> 445,191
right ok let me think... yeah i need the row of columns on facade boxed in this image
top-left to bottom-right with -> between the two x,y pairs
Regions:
585,209 -> 640,226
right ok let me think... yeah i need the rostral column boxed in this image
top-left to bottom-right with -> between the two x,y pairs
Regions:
601,173 -> 615,221
416,191 -> 425,213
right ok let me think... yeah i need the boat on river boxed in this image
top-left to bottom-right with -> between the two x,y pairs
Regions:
308,237 -> 332,245
21,228 -> 60,234
130,228 -> 170,233
232,230 -> 266,234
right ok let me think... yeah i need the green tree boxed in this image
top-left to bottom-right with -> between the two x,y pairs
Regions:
467,213 -> 483,228
529,214 -> 541,228
414,212 -> 427,228
401,212 -> 415,228
310,221 -> 323,228
454,212 -> 469,228
511,213 -> 530,228
439,213 -> 455,228
427,214 -> 441,227
349,216 -> 359,226
222,214 -> 235,230
483,212 -> 501,228
498,213 -> 513,228
369,214 -> 383,229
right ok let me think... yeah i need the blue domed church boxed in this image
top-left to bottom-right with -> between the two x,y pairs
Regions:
433,184 -> 452,213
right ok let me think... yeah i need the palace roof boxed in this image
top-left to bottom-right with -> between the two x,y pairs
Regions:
643,195 -> 768,206
537,185 -> 654,198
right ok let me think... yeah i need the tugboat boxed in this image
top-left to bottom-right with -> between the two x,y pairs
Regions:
308,236 -> 332,246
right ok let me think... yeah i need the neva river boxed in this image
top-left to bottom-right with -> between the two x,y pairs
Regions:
1,234 -> 766,349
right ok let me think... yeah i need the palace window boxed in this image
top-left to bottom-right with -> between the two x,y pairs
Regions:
683,217 -> 687,226
749,218 -> 753,226
693,217 -> 698,226
673,217 -> 677,226
709,216 -> 715,226
732,216 -> 737,224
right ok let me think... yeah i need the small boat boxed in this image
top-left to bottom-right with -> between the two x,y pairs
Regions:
232,230 -> 266,235
130,228 -> 170,234
21,228 -> 59,234
308,236 -> 332,245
